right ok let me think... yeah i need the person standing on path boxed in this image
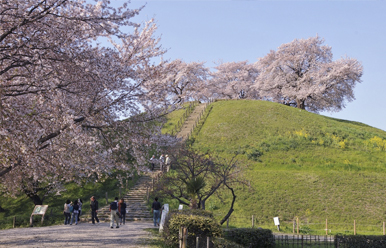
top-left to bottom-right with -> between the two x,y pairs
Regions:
63,199 -> 71,225
151,197 -> 162,227
70,200 -> 79,225
165,154 -> 171,172
90,196 -> 100,224
150,155 -> 155,171
77,198 -> 83,222
110,197 -> 120,228
159,154 -> 165,172
118,198 -> 127,225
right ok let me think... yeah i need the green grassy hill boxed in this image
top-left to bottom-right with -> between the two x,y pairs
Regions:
190,100 -> 386,235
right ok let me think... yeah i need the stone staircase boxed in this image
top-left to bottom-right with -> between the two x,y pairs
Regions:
80,102 -> 208,223
81,175 -> 155,223
176,103 -> 207,141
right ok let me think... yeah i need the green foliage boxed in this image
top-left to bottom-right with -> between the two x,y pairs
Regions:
186,177 -> 206,195
335,235 -> 386,248
212,238 -> 246,248
224,228 -> 275,248
162,209 -> 222,247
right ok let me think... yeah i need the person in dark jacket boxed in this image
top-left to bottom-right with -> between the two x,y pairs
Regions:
70,200 -> 79,225
90,196 -> 99,224
118,198 -> 127,225
151,197 -> 162,227
109,197 -> 120,228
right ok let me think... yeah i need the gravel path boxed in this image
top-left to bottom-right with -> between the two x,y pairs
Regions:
0,221 -> 158,247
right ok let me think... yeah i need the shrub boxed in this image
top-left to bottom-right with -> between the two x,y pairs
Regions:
162,209 -> 222,248
224,228 -> 275,248
335,235 -> 386,248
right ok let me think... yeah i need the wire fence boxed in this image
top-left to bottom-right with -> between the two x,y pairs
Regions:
214,214 -> 386,236
274,235 -> 335,248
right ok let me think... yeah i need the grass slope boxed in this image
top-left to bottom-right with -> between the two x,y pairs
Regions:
191,100 -> 386,235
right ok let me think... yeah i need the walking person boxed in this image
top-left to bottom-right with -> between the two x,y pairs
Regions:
151,197 -> 162,227
159,154 -> 165,172
77,198 -> 83,222
110,197 -> 120,228
90,196 -> 100,224
118,198 -> 127,225
63,199 -> 71,225
70,200 -> 79,225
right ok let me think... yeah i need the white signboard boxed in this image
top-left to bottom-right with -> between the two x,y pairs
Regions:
178,204 -> 183,210
273,217 -> 280,226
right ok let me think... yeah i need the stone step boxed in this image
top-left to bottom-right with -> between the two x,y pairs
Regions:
82,174 -> 155,222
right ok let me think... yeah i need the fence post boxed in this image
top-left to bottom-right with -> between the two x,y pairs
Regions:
13,216 -> 16,228
227,218 -> 229,228
146,186 -> 149,201
196,237 -> 199,248
354,220 -> 356,235
179,226 -> 183,248
207,237 -> 210,248
105,192 -> 108,204
182,227 -> 188,248
383,222 -> 385,235
252,215 -> 254,228
293,220 -> 295,234
297,217 -> 299,235
326,219 -> 328,235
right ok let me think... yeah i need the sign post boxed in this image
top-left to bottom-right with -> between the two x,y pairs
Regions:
30,205 -> 48,227
159,204 -> 169,232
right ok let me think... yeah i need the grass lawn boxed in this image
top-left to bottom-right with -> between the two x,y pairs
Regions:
184,100 -> 386,235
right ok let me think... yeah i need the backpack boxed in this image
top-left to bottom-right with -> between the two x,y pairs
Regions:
69,205 -> 74,213
110,201 -> 118,210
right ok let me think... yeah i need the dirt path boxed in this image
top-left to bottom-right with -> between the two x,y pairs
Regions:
0,221 -> 158,247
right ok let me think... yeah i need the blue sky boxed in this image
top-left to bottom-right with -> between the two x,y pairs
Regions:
124,0 -> 386,131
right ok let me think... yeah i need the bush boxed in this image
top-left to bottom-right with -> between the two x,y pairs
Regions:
212,238 -> 245,248
335,235 -> 386,248
162,209 -> 222,248
224,228 -> 275,248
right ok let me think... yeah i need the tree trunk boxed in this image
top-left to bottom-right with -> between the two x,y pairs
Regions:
296,99 -> 305,109
200,199 -> 206,210
22,180 -> 45,205
30,194 -> 43,205
220,183 -> 236,225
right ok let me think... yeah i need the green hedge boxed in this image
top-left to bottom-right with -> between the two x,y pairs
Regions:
162,209 -> 222,248
335,235 -> 386,248
224,228 -> 275,248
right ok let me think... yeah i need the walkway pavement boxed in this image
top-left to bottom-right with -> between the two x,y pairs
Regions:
0,222 -> 158,247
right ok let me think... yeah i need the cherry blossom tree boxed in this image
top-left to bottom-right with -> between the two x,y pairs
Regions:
159,59 -> 209,103
0,0 -> 177,203
209,61 -> 260,100
256,36 -> 363,112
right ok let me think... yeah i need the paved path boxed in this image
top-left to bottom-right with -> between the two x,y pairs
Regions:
0,222 -> 158,247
